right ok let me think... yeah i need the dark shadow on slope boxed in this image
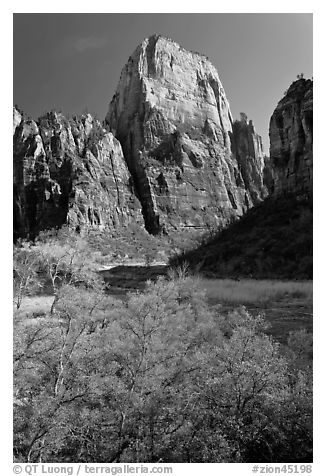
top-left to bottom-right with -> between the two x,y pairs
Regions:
170,193 -> 312,280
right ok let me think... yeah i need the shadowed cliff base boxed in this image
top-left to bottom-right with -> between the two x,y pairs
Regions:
170,193 -> 312,280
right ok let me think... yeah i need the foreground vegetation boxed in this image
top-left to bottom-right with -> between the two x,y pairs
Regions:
13,232 -> 312,463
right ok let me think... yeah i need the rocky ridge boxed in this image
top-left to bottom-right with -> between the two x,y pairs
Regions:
13,35 -> 286,240
13,107 -> 143,239
269,78 -> 313,196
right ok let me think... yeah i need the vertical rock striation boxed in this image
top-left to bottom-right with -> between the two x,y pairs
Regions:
106,35 -> 269,234
13,107 -> 143,239
269,78 -> 313,196
232,113 -> 269,204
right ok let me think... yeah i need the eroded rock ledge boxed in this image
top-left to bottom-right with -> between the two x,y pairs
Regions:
13,107 -> 143,239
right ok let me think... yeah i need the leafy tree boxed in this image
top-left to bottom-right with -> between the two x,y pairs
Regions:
14,284 -> 117,462
33,233 -> 102,313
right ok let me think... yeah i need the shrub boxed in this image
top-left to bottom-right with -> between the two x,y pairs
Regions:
13,275 -> 312,462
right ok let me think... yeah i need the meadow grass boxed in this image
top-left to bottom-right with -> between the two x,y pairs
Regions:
14,295 -> 53,317
197,278 -> 313,305
14,273 -> 313,318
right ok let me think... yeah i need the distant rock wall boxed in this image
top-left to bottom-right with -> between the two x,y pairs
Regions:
107,35 -> 269,234
269,78 -> 313,196
232,113 -> 269,204
13,108 -> 143,239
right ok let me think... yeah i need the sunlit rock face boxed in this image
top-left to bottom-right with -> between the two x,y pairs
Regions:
106,35 -> 269,234
13,107 -> 143,239
269,78 -> 313,196
232,113 -> 269,204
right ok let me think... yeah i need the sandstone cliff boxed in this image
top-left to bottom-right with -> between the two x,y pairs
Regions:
232,113 -> 269,204
13,107 -> 143,239
269,78 -> 313,195
106,35 -> 268,234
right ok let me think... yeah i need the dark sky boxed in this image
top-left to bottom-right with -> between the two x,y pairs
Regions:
13,13 -> 312,151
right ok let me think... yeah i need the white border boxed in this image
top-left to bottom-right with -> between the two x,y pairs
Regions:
2,2 -> 323,474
